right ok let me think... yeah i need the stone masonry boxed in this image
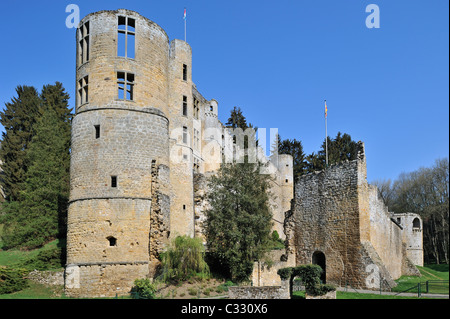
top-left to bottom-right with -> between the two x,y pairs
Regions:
65,9 -> 293,298
283,143 -> 423,290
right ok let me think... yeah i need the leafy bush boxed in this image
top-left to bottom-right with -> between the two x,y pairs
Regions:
131,278 -> 157,299
0,266 -> 29,294
277,264 -> 336,297
160,236 -> 210,283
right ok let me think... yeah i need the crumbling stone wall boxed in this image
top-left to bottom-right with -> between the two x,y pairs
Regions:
285,143 -> 421,290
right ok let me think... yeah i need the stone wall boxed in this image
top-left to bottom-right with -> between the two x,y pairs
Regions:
251,250 -> 295,287
285,144 -> 420,290
228,280 -> 290,299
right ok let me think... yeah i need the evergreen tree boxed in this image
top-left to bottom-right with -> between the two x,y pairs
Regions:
306,132 -> 362,172
0,83 -> 72,249
204,160 -> 273,282
0,86 -> 41,202
276,134 -> 308,183
226,106 -> 249,130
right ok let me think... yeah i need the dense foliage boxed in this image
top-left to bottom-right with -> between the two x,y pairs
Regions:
131,278 -> 157,299
0,82 -> 72,250
204,159 -> 273,282
0,266 -> 29,294
277,265 -> 336,297
160,236 -> 210,283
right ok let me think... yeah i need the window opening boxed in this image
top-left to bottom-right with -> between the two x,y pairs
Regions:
117,72 -> 135,101
183,64 -> 187,81
118,16 -> 136,59
78,76 -> 89,106
111,176 -> 118,188
94,125 -> 100,139
182,96 -> 188,116
78,21 -> 90,64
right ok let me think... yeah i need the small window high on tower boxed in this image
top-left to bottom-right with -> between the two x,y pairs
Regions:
183,64 -> 187,81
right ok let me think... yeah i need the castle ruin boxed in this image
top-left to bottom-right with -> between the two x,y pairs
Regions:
65,9 -> 422,298
65,9 -> 293,298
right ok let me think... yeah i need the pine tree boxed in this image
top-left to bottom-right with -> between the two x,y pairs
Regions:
0,83 -> 72,249
204,160 -> 273,282
226,106 -> 249,129
0,86 -> 41,202
276,134 -> 308,183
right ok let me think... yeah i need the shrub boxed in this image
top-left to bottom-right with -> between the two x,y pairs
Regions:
0,266 -> 29,294
277,264 -> 336,297
160,236 -> 209,283
131,278 -> 157,299
19,247 -> 65,271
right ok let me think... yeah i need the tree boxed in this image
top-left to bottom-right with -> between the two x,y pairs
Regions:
204,160 -> 273,282
389,158 -> 449,264
276,134 -> 308,183
226,106 -> 249,130
307,132 -> 362,172
0,83 -> 72,249
0,86 -> 41,202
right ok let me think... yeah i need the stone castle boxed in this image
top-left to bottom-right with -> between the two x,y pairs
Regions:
65,9 -> 422,298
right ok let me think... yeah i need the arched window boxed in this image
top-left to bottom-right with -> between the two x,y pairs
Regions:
412,218 -> 420,229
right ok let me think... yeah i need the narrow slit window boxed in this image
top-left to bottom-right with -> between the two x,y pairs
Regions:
183,64 -> 187,81
118,16 -> 136,59
77,75 -> 89,106
78,21 -> 90,64
111,176 -> 117,188
182,96 -> 188,116
117,72 -> 134,101
183,126 -> 188,144
94,125 -> 100,139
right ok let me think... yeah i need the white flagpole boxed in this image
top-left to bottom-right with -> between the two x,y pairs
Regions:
325,100 -> 328,167
184,8 -> 187,42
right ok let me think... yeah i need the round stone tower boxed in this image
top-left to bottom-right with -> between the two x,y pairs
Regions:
65,9 -> 171,298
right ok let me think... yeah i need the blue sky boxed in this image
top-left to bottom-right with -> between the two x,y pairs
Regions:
0,0 -> 448,183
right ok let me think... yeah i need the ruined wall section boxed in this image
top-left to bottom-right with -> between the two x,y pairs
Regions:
367,185 -> 403,280
289,159 -> 367,288
394,212 -> 424,266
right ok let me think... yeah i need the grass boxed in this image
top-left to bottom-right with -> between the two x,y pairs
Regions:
292,290 -> 430,299
393,264 -> 449,294
0,239 -> 63,268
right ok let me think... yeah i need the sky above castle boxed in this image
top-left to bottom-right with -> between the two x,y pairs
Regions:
0,0 -> 448,183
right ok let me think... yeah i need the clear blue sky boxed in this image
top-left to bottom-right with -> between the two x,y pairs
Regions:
0,0 -> 448,183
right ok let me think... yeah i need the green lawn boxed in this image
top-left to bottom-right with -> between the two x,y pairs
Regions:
393,264 -> 449,294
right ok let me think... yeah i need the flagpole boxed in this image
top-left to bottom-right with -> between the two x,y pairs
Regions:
325,100 -> 328,167
184,8 -> 187,42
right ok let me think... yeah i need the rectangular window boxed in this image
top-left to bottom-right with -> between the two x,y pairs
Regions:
94,125 -> 100,139
183,64 -> 187,81
78,75 -> 89,106
118,16 -> 136,59
182,96 -> 188,116
111,176 -> 117,188
78,21 -> 90,64
193,98 -> 200,119
117,72 -> 134,101
183,126 -> 188,144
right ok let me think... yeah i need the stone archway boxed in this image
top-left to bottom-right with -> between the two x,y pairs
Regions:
312,251 -> 326,283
